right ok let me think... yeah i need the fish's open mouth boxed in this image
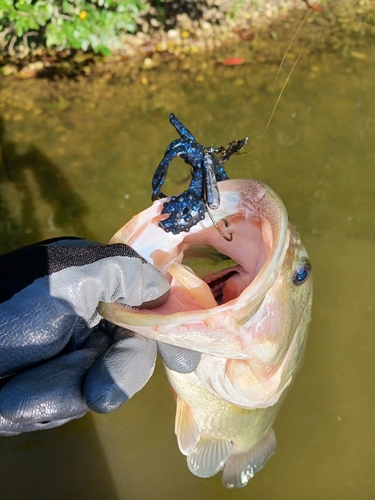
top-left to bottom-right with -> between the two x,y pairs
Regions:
123,209 -> 270,316
177,246 -> 254,307
99,179 -> 288,329
182,245 -> 240,304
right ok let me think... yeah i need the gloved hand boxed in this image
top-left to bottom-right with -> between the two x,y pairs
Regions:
0,237 -> 200,436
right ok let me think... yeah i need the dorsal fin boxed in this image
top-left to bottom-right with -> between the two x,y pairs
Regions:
175,397 -> 199,454
222,428 -> 277,488
187,437 -> 232,478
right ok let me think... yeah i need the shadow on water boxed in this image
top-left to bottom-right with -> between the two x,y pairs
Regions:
0,414 -> 120,500
0,115 -> 95,254
0,116 -> 121,498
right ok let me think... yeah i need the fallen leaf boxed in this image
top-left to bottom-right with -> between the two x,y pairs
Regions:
222,57 -> 245,66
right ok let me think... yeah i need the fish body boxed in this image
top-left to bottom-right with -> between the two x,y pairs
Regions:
99,179 -> 313,487
166,367 -> 282,487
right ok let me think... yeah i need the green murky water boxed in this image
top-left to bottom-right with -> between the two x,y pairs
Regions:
0,36 -> 375,499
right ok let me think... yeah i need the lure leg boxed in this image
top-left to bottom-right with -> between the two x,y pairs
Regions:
212,155 -> 229,182
187,166 -> 204,199
169,114 -> 197,143
152,145 -> 190,201
159,190 -> 206,234
159,170 -> 206,234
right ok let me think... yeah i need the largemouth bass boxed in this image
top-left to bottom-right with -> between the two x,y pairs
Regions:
99,178 -> 313,488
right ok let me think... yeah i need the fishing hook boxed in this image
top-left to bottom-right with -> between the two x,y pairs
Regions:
204,202 -> 233,242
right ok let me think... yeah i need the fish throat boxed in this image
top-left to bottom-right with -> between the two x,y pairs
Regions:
181,245 -> 253,307
153,209 -> 270,315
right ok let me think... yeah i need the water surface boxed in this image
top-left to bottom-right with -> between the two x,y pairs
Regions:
0,35 -> 375,499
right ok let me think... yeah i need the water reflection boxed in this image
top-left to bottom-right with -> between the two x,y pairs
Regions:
0,116 -> 94,254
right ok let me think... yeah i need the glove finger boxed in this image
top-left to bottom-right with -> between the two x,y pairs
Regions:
84,329 -> 157,413
157,342 -> 201,373
95,244 -> 170,307
0,346 -> 104,424
40,243 -> 170,312
0,413 -> 84,436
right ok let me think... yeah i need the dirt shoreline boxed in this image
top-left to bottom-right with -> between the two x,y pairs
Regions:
0,0 -> 374,80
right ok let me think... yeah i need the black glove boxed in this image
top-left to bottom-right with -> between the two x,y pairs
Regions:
0,237 -> 200,436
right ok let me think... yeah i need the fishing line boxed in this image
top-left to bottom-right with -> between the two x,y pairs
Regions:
259,52 -> 302,143
272,9 -> 312,90
257,7 -> 314,144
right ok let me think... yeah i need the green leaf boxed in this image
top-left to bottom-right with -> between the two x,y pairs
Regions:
1,0 -> 149,54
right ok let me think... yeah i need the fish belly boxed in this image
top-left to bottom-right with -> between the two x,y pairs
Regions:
167,367 -> 282,488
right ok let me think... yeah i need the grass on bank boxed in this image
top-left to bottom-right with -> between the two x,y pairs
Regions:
0,0 -> 147,56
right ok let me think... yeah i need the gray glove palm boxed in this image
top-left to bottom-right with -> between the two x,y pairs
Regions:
0,238 -> 200,435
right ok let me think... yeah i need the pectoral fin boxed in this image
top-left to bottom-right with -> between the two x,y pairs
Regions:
187,437 -> 232,478
175,397 -> 199,454
222,428 -> 277,488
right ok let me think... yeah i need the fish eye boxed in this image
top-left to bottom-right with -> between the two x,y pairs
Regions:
292,262 -> 311,286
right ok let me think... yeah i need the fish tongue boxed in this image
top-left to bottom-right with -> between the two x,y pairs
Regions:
167,262 -> 217,309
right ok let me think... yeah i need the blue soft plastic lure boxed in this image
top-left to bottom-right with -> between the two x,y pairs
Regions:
151,114 -> 247,235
